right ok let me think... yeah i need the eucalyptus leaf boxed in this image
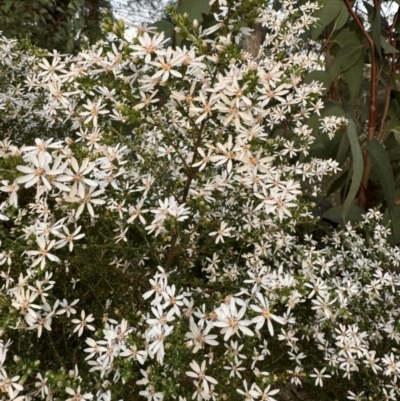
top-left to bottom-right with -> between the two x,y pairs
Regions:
372,4 -> 382,58
334,3 -> 349,31
152,19 -> 175,40
3,0 -> 13,13
393,126 -> 400,142
179,0 -> 211,23
336,130 -> 350,164
385,132 -> 400,162
324,205 -> 364,223
326,170 -> 349,197
383,206 -> 400,244
311,0 -> 342,40
333,28 -> 360,47
342,120 -> 363,223
343,55 -> 364,101
328,44 -> 363,82
304,70 -> 331,89
321,104 -> 346,118
381,36 -> 400,54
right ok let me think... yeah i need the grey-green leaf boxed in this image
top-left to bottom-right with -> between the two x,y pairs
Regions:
324,205 -> 364,223
179,0 -> 211,23
334,3 -> 349,31
393,126 -> 400,144
343,55 -> 364,101
336,129 -> 350,164
311,0 -> 343,40
152,19 -> 175,40
342,120 -> 364,223
372,5 -> 382,58
334,28 -> 360,48
328,44 -> 363,82
303,70 -> 331,89
381,36 -> 400,54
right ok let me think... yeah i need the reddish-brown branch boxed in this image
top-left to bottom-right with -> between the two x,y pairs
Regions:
377,26 -> 398,141
343,0 -> 379,208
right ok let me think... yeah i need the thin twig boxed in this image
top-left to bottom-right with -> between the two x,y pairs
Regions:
343,0 -> 379,208
377,23 -> 398,141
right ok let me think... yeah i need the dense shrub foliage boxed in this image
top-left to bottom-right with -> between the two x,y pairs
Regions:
0,1 -> 400,401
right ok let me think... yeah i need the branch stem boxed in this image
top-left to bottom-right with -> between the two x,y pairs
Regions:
343,0 -> 379,208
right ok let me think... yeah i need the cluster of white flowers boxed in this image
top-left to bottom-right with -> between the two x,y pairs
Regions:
0,0 -> 398,400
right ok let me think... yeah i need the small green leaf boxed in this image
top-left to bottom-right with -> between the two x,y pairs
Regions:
366,139 -> 395,216
342,120 -> 363,223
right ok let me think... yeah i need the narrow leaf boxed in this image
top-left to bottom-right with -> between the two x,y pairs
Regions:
372,4 -> 382,58
342,120 -> 363,223
381,36 -> 400,54
336,130 -> 350,164
392,206 -> 400,244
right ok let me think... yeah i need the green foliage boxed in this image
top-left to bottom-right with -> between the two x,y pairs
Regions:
301,0 -> 400,239
178,0 -> 210,23
328,44 -> 363,84
0,0 -> 112,53
152,0 -> 400,239
311,0 -> 344,40
342,120 -> 363,224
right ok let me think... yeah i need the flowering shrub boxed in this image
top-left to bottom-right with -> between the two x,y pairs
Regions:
0,1 -> 399,401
